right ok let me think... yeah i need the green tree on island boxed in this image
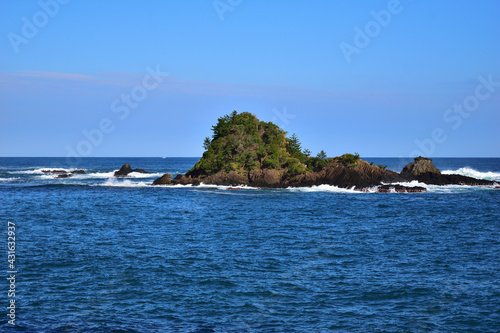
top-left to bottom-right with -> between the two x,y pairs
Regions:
203,137 -> 211,150
316,150 -> 327,159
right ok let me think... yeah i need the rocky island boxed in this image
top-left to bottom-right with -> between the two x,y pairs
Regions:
152,111 -> 497,192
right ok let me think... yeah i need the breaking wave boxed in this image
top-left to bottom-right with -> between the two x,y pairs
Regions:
15,168 -> 73,174
386,180 -> 497,193
286,184 -> 364,193
0,177 -> 20,182
442,168 -> 500,181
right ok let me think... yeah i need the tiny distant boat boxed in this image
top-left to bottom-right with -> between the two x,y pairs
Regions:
162,157 -> 166,159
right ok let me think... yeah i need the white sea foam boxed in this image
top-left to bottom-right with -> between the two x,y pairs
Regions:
15,168 -> 72,174
0,177 -> 20,182
151,183 -> 363,193
38,174 -> 58,180
71,171 -> 162,179
199,183 -> 259,190
442,167 -> 500,181
99,178 -> 150,187
286,184 -> 362,193
382,180 -> 427,187
127,172 -> 163,178
25,169 -> 164,180
156,183 -> 194,188
83,171 -> 116,178
152,183 -> 259,190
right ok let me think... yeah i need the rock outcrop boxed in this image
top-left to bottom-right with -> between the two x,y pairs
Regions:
114,164 -> 149,177
114,164 -> 133,176
413,171 -> 494,186
152,173 -> 172,185
401,156 -> 441,176
400,157 -> 495,186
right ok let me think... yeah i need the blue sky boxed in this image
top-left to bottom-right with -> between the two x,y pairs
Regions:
1,1 -> 499,158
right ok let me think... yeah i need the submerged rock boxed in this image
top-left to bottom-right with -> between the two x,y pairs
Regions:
377,184 -> 426,193
42,169 -> 67,175
56,173 -> 72,179
43,169 -> 86,178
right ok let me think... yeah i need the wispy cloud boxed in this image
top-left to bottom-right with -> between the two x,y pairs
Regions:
0,70 -> 440,109
16,71 -> 96,81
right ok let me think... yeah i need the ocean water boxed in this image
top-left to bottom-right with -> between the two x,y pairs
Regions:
1,157 -> 499,332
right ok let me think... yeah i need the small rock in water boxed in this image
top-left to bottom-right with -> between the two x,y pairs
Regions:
114,164 -> 150,177
42,169 -> 67,175
377,184 -> 426,193
152,173 -> 172,185
56,174 -> 72,179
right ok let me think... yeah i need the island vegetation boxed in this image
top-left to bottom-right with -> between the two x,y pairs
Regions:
187,111 -> 364,179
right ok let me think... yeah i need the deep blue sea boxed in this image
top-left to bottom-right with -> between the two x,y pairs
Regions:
1,157 -> 499,332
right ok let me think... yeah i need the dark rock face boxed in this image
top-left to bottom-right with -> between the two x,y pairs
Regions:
132,168 -> 149,174
248,169 -> 283,187
293,160 -> 404,189
414,172 -> 494,186
152,173 -> 172,185
401,156 -> 441,176
171,174 -> 198,185
114,164 -> 150,177
172,171 -> 247,187
114,164 -> 133,177
71,170 -> 86,174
